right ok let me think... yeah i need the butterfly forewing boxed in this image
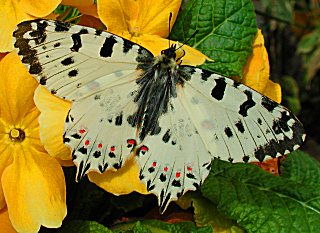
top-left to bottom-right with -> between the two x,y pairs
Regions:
14,19 -> 152,101
13,19 -> 305,213
180,67 -> 305,163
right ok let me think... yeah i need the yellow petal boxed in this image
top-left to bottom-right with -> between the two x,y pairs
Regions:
98,0 -> 181,37
0,208 -> 17,233
136,0 -> 181,37
0,1 -> 32,51
241,30 -> 282,103
0,0 -> 60,51
2,148 -> 66,232
34,86 -> 72,160
0,146 -> 13,210
20,0 -> 61,17
88,158 -> 148,195
0,52 -> 38,126
118,34 -> 207,66
263,80 -> 282,104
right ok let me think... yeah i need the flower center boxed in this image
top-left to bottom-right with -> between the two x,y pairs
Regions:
9,128 -> 25,142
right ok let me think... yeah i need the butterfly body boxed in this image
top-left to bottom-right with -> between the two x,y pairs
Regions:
13,19 -> 305,212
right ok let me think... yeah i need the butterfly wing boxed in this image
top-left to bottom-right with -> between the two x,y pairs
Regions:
179,67 -> 305,163
14,19 -> 154,179
136,66 -> 305,212
136,91 -> 212,212
14,19 -> 152,101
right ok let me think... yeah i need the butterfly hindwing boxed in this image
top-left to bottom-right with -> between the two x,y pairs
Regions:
136,93 -> 212,212
64,80 -> 140,180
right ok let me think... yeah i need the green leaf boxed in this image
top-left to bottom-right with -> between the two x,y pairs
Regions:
111,220 -> 212,233
57,220 -> 112,233
200,157 -> 320,233
281,150 -> 320,186
177,192 -> 244,233
171,0 -> 258,77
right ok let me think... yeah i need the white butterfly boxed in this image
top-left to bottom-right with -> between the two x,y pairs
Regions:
13,19 -> 305,212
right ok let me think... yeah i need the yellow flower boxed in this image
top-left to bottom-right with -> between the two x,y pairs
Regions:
0,0 -> 61,52
0,52 -> 66,232
97,0 -> 207,65
0,208 -> 17,233
241,30 -> 282,103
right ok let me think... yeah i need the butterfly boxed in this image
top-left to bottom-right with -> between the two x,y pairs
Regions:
13,19 -> 305,213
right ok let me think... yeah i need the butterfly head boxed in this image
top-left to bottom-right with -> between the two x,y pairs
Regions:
155,44 -> 185,69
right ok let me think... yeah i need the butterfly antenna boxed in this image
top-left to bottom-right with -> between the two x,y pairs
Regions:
168,12 -> 173,48
175,30 -> 199,51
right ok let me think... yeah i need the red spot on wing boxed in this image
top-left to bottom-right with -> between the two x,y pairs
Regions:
152,162 -> 157,167
98,143 -> 102,148
175,172 -> 181,178
85,140 -> 90,146
110,146 -> 115,152
79,129 -> 86,134
164,167 -> 168,172
141,145 -> 149,151
187,166 -> 192,171
127,139 -> 136,145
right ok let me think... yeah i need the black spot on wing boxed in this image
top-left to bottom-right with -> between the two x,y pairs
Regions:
146,180 -> 155,191
78,146 -> 87,154
54,21 -> 71,32
71,133 -> 81,139
54,42 -> 61,47
63,137 -> 70,143
148,167 -> 155,173
201,69 -> 211,81
160,173 -> 166,182
172,180 -> 181,187
29,62 -> 42,74
93,151 -> 102,158
239,90 -> 256,117
261,96 -> 278,112
71,29 -> 89,52
242,155 -> 249,162
254,146 -> 266,161
211,78 -> 227,101
100,36 -> 117,57
235,120 -> 245,133
61,57 -> 74,66
115,113 -> 123,126
162,129 -> 171,143
68,69 -> 78,77
123,39 -> 134,53
224,127 -> 233,138
95,29 -> 103,36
